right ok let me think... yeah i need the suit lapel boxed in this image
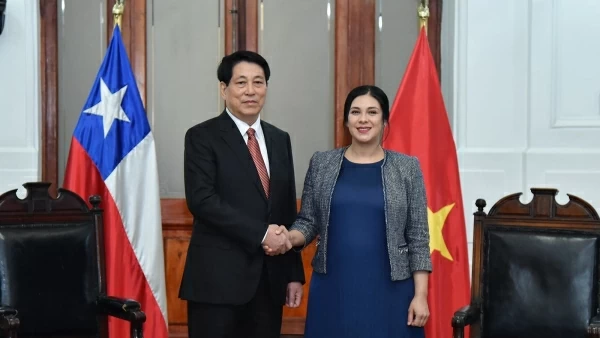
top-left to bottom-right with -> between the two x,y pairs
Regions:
219,112 -> 252,170
219,112 -> 268,201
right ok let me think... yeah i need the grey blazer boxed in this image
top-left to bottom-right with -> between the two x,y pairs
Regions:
291,147 -> 432,281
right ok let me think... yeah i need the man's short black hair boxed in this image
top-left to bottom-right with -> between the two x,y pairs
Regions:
217,50 -> 271,85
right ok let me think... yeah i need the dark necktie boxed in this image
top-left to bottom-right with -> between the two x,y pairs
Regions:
247,128 -> 270,198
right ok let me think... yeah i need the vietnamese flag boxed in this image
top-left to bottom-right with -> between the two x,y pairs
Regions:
382,27 -> 470,338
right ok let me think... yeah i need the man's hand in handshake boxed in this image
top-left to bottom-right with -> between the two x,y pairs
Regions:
262,224 -> 291,255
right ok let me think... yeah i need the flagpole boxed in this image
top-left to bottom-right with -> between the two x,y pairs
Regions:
418,0 -> 429,34
113,0 -> 125,27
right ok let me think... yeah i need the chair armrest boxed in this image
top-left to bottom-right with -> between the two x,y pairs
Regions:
97,295 -> 146,323
452,305 -> 480,338
0,307 -> 17,318
452,304 -> 479,327
0,306 -> 19,333
587,314 -> 600,337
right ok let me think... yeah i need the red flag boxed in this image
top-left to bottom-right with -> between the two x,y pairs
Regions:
382,27 -> 470,338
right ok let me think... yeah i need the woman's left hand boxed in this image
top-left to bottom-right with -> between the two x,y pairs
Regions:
407,295 -> 429,327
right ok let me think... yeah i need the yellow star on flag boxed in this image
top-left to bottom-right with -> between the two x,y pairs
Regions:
428,203 -> 455,261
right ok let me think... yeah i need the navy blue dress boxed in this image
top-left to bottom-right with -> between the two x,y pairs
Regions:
304,157 -> 425,338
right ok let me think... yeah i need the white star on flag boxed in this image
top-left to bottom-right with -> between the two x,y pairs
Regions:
84,78 -> 130,137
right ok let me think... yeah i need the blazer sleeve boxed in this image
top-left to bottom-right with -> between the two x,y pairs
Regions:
406,157 -> 433,273
184,127 -> 267,254
290,152 -> 319,249
282,133 -> 306,284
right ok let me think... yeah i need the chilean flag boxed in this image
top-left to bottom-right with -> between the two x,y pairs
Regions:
63,26 -> 168,338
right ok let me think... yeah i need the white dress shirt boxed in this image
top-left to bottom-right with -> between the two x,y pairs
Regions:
226,109 -> 270,177
226,109 -> 270,243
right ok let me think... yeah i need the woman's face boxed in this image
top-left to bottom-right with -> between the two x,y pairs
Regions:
346,94 -> 384,145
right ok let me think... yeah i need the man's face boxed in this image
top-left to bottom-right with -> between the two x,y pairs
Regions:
220,61 -> 267,124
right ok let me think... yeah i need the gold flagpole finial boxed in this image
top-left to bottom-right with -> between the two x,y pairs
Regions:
113,0 -> 125,27
418,0 -> 430,34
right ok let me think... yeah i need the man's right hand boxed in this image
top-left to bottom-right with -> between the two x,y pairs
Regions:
262,224 -> 292,255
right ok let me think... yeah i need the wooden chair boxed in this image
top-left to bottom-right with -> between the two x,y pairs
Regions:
0,182 -> 146,338
452,188 -> 600,338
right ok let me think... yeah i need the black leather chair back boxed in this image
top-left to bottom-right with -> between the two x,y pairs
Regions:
482,228 -> 597,338
0,222 -> 101,336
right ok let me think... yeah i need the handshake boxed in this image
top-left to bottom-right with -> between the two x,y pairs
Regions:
262,224 -> 293,256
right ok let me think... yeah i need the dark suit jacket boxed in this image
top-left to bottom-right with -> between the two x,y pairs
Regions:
178,111 -> 305,306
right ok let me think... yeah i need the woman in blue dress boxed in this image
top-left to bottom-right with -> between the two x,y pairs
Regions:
265,85 -> 432,337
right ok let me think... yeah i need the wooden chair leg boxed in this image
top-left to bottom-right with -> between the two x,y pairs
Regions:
130,322 -> 143,338
453,326 -> 465,338
1,316 -> 20,338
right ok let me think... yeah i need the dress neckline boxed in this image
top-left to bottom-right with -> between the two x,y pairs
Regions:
342,156 -> 384,167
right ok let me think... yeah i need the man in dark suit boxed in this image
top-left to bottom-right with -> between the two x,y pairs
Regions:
179,50 -> 305,338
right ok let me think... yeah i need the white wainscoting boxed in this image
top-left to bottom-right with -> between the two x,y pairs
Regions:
446,0 -> 600,275
0,0 -> 40,193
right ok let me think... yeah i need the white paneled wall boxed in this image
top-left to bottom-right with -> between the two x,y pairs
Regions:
0,0 -> 40,192
445,0 -> 600,274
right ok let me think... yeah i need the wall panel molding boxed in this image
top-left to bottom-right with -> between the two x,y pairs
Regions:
224,0 -> 259,54
428,0 -> 443,78
106,0 -> 147,106
452,0 -> 600,284
40,0 -> 58,194
334,0 -> 376,147
529,0 -> 600,147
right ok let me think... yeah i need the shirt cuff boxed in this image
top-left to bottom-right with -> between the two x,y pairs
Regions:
261,229 -> 268,244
